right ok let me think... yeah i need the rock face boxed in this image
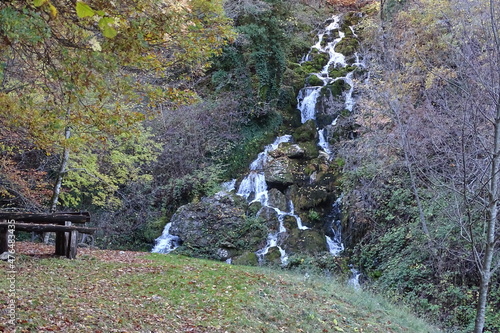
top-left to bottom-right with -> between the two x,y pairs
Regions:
169,192 -> 268,260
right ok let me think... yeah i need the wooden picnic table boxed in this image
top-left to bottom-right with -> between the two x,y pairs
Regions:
0,212 -> 96,259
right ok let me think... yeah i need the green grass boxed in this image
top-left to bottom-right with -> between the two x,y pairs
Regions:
0,246 -> 440,332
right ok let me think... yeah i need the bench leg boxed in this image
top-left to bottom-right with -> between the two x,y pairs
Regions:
67,230 -> 78,259
55,232 -> 68,256
0,229 -> 7,253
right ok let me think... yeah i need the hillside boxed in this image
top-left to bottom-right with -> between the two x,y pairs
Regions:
0,242 -> 438,333
1,0 -> 499,332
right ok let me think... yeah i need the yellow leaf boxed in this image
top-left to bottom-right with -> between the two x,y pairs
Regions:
33,0 -> 48,7
48,3 -> 58,18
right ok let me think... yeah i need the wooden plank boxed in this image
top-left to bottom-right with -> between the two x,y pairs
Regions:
0,212 -> 90,224
0,223 -> 96,234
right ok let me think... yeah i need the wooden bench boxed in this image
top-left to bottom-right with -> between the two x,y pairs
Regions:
0,212 -> 96,259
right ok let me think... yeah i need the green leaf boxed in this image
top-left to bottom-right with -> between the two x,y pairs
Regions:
98,17 -> 117,38
76,1 -> 95,18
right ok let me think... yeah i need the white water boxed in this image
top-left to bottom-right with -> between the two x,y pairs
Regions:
326,197 -> 345,256
348,268 -> 362,289
298,88 -> 321,123
151,223 -> 181,254
237,135 -> 300,264
237,135 -> 292,205
318,128 -> 334,158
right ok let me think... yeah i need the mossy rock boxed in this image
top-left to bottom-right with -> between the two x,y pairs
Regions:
247,201 -> 262,216
269,142 -> 305,159
306,74 -> 324,87
263,247 -> 283,265
283,214 -> 299,231
343,12 -> 362,27
232,251 -> 259,266
335,37 -> 359,57
267,188 -> 288,212
298,141 -> 320,160
283,228 -> 328,255
257,206 -> 280,230
302,49 -> 329,72
291,185 -> 331,210
322,79 -> 350,97
293,119 -> 318,142
283,67 -> 307,94
328,66 -> 356,79
265,157 -> 297,189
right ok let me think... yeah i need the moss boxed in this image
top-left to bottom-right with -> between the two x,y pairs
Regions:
283,67 -> 306,93
328,65 -> 356,79
232,251 -> 259,266
292,120 -> 317,142
283,228 -> 328,255
322,79 -> 350,97
299,141 -> 320,160
263,247 -> 283,265
302,49 -> 329,72
292,185 -> 330,210
342,12 -> 362,31
306,74 -> 323,87
334,36 -> 359,57
247,201 -> 262,216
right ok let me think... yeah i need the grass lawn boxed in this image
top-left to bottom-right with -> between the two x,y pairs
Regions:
0,242 -> 440,332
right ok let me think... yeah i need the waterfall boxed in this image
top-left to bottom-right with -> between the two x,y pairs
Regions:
237,135 -> 292,204
298,88 -> 321,123
236,135 -> 294,265
152,13 -> 364,264
348,268 -> 362,290
151,223 -> 182,254
326,197 -> 344,256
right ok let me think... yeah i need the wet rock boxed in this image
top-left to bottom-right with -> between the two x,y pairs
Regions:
264,157 -> 296,189
269,143 -> 305,159
282,228 -> 328,255
262,247 -> 283,265
291,185 -> 331,210
293,120 -> 318,142
267,188 -> 288,211
169,192 -> 268,258
257,206 -> 280,231
233,251 -> 259,266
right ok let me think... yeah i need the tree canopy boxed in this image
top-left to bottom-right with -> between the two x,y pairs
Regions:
0,0 -> 234,209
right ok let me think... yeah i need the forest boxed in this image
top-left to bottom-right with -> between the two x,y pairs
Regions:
0,0 -> 499,332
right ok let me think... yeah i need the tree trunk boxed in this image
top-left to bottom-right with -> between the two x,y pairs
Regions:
474,2 -> 500,331
474,93 -> 500,333
45,126 -> 71,243
49,127 -> 71,213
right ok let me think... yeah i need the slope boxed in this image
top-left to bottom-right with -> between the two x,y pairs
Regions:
0,242 -> 439,332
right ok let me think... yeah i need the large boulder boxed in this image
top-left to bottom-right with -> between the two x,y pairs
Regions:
169,192 -> 268,259
282,228 -> 328,255
264,157 -> 297,189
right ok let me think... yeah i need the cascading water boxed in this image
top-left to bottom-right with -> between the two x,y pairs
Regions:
237,135 -> 292,205
326,197 -> 345,256
152,14 -> 364,267
297,15 -> 363,255
348,268 -> 362,290
151,222 -> 181,254
236,135 -> 307,264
